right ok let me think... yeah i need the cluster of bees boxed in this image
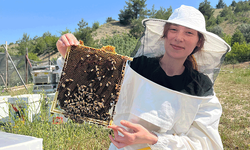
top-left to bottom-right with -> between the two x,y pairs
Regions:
57,45 -> 130,125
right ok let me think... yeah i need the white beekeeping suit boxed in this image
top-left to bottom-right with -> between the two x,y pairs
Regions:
109,5 -> 231,150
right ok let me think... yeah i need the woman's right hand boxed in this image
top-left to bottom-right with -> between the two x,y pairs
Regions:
56,33 -> 79,58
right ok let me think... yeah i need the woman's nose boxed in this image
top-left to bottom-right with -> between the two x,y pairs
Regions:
175,32 -> 184,42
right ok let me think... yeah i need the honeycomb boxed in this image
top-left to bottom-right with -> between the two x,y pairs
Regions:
57,43 -> 131,125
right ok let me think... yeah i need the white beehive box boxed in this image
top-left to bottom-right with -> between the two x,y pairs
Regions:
32,70 -> 55,84
0,96 -> 11,123
33,84 -> 57,94
8,94 -> 42,123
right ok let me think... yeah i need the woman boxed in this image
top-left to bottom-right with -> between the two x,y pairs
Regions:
57,5 -> 230,150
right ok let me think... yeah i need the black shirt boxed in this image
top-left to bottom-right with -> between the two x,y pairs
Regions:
130,56 -> 213,96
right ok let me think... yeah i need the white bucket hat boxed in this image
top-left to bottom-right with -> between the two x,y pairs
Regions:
133,5 -> 231,82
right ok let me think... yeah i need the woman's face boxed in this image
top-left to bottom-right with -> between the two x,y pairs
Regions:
164,24 -> 200,60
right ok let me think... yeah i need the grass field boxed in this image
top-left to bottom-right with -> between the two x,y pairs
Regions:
0,65 -> 249,149
214,66 -> 250,149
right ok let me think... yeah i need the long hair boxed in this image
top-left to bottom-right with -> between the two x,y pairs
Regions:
162,23 -> 205,71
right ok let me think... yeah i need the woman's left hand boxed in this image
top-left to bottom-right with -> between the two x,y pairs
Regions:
108,120 -> 158,149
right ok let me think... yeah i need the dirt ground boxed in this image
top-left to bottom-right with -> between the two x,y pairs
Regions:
223,61 -> 250,69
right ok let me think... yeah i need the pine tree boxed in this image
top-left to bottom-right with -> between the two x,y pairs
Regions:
119,0 -> 147,25
216,0 -> 226,9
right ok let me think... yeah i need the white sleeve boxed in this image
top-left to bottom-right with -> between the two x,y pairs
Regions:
148,95 -> 223,150
56,56 -> 65,78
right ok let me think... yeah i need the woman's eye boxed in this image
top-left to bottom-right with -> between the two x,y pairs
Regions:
187,31 -> 194,35
170,28 -> 177,31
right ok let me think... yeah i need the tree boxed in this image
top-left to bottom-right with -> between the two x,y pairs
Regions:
216,15 -> 224,24
199,0 -> 214,19
129,5 -> 172,39
207,25 -> 224,37
58,28 -> 72,36
216,0 -> 226,9
33,32 -> 59,55
237,24 -> 250,43
234,1 -> 250,13
106,17 -> 116,23
231,29 -> 245,45
92,21 -> 100,31
220,5 -> 231,18
119,0 -> 148,25
77,18 -> 88,30
16,33 -> 34,55
129,17 -> 145,39
198,0 -> 215,27
74,19 -> 96,47
43,34 -> 59,53
219,5 -> 233,22
230,0 -> 237,7
150,6 -> 172,20
34,37 -> 46,55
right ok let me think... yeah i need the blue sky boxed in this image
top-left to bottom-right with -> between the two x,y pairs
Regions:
0,0 -> 238,45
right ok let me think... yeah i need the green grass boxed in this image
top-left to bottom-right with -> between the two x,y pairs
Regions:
0,66 -> 250,149
214,67 -> 250,150
0,96 -> 111,150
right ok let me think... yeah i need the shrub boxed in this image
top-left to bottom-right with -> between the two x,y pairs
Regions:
231,29 -> 245,45
92,21 -> 100,31
98,33 -> 138,57
225,42 -> 250,63
106,17 -> 115,23
237,24 -> 250,43
208,25 -> 224,37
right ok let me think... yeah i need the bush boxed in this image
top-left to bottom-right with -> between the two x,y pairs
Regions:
28,52 -> 40,61
237,24 -> 250,43
129,17 -> 145,39
231,29 -> 245,45
225,42 -> 250,63
208,25 -> 224,37
98,33 -> 138,57
92,21 -> 100,31
106,17 -> 115,23
216,15 -> 224,24
222,34 -> 232,46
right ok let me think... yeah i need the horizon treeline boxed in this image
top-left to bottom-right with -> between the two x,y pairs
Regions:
1,0 -> 250,63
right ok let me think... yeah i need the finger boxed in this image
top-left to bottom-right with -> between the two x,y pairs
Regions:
116,126 -> 132,137
120,120 -> 139,132
108,125 -> 120,129
65,33 -> 79,46
109,135 -> 127,149
57,38 -> 65,47
56,39 -> 67,58
60,35 -> 71,47
109,125 -> 131,136
71,34 -> 80,45
113,129 -> 119,138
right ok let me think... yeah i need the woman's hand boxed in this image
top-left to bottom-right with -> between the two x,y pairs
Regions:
108,120 -> 158,149
56,33 -> 79,58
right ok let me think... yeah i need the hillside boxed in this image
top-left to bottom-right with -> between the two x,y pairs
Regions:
92,21 -> 131,41
213,9 -> 237,35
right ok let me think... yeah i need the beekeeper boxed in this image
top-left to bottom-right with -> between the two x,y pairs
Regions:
56,5 -> 230,150
107,5 -> 230,150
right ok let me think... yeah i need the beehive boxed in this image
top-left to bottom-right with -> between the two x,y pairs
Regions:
56,42 -> 131,125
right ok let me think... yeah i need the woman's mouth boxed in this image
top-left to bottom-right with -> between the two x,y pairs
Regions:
171,44 -> 184,50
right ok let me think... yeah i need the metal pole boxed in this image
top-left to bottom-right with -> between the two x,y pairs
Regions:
5,41 -> 8,88
3,45 -> 28,91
